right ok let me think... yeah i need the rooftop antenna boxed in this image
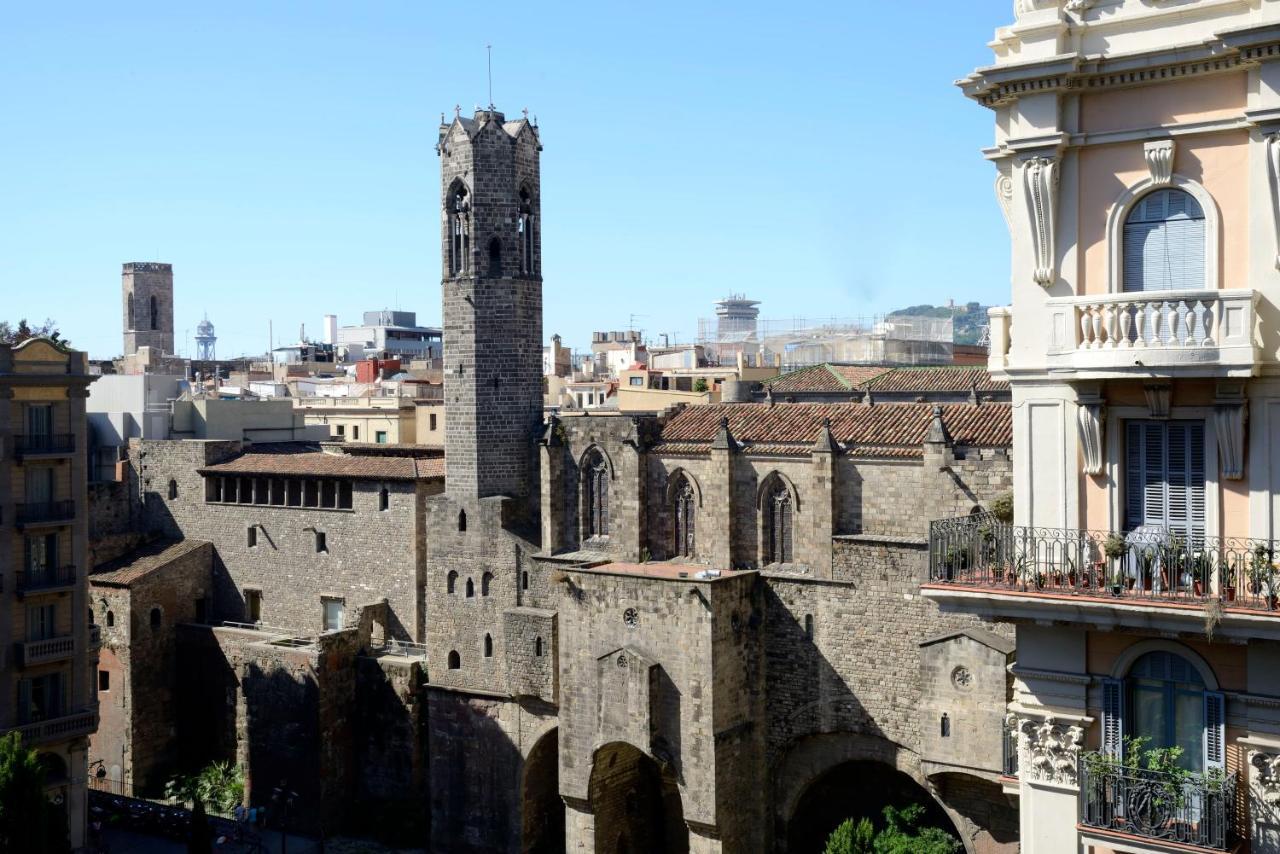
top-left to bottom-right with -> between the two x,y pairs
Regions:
486,44 -> 494,109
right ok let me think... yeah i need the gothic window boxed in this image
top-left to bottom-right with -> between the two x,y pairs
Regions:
1124,188 -> 1205,293
458,509 -> 467,532
150,607 -> 161,629
535,636 -> 543,656
448,650 -> 460,670
150,295 -> 158,330
448,185 -> 470,276
519,187 -> 534,274
447,571 -> 457,594
484,633 -> 493,658
673,476 -> 696,558
487,237 -> 502,278
127,293 -> 134,330
481,572 -> 493,596
167,479 -> 178,500
465,578 -> 475,598
762,477 -> 793,565
583,449 -> 609,540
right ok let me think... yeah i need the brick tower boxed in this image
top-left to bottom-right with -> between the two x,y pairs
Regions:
122,262 -> 175,356
437,107 -> 543,505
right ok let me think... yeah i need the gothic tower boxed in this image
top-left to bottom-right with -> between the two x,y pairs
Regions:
121,262 -> 175,356
437,107 -> 543,506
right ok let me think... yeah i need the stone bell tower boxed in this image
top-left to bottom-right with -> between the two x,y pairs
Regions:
437,106 -> 543,506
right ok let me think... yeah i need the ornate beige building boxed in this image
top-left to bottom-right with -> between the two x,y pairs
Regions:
928,2 -> 1280,852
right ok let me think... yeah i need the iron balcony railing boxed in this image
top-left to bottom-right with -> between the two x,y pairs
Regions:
929,511 -> 1280,611
1079,754 -> 1237,850
14,434 -> 75,456
17,565 -> 76,595
15,501 -> 76,526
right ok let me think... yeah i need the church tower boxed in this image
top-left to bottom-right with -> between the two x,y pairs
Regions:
121,262 -> 175,356
437,107 -> 543,505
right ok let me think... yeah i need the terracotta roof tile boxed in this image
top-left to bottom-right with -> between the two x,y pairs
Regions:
91,540 -> 212,586
655,402 -> 1010,457
863,366 -> 1008,394
767,364 -> 891,393
200,444 -> 444,481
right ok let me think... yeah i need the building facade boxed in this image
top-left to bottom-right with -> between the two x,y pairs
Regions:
925,3 -> 1280,853
0,338 -> 98,849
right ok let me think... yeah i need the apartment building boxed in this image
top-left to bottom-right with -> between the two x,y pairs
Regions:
926,4 -> 1280,852
293,395 -> 416,443
1,337 -> 98,849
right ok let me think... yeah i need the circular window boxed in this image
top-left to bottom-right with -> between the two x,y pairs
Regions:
951,666 -> 974,691
623,607 -> 639,628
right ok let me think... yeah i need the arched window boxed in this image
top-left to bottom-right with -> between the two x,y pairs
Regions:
379,487 -> 389,511
521,570 -> 529,590
458,509 -> 467,532
535,636 -> 543,657
762,477 -> 794,565
481,572 -> 493,596
150,295 -> 159,330
487,237 -> 502,278
150,607 -> 161,629
167,479 -> 178,500
448,650 -> 460,670
1116,650 -> 1222,772
465,578 -> 474,598
1124,188 -> 1206,293
127,293 -> 134,330
583,449 -> 609,539
484,633 -> 493,658
673,475 -> 696,558
519,188 -> 534,274
106,610 -> 115,627
448,184 -> 470,276
447,571 -> 458,594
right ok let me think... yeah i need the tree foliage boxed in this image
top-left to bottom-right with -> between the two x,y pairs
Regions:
165,761 -> 245,814
0,732 -> 70,853
824,805 -> 960,854
0,319 -> 69,348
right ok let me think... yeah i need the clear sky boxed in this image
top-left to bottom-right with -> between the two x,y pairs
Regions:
3,1 -> 1012,360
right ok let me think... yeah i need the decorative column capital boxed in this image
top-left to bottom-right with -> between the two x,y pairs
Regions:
1022,156 -> 1060,288
1252,751 -> 1280,804
1007,711 -> 1085,787
1143,140 -> 1175,186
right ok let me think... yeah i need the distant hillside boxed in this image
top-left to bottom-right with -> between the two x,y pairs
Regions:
888,302 -> 990,346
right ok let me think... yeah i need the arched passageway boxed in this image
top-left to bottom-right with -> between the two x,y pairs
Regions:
589,742 -> 687,854
522,728 -> 565,854
787,759 -> 961,853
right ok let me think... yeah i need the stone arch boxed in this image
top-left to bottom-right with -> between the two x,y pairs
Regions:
577,444 -> 616,480
757,470 -> 800,565
1108,637 -> 1221,689
579,445 -> 613,542
773,732 -> 970,854
521,726 -> 564,854
755,469 -> 801,513
666,469 -> 699,559
663,468 -> 702,508
588,742 -> 688,854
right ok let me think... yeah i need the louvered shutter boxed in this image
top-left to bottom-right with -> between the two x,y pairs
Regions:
1123,189 -> 1206,294
1203,691 -> 1225,772
1142,424 -> 1167,529
1102,678 -> 1126,758
1125,422 -> 1145,531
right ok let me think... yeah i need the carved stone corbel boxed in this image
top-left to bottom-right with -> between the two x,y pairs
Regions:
995,172 -> 1014,234
1077,400 -> 1105,476
1143,383 -> 1171,419
1215,383 -> 1248,481
1023,156 -> 1060,287
1007,711 -> 1086,787
1143,140 -> 1175,186
1267,133 -> 1280,270
1252,751 -> 1280,804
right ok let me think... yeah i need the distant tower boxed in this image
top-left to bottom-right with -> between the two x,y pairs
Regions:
195,314 -> 217,361
322,314 -> 338,345
122,262 -> 175,355
715,294 -> 761,339
437,106 -> 542,503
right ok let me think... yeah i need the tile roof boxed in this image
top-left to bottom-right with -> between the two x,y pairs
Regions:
767,364 -> 891,393
766,364 -> 1008,396
201,443 -> 444,481
92,539 -> 212,586
655,402 -> 1010,458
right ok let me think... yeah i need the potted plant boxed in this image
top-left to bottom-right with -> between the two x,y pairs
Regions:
1222,558 -> 1238,602
1189,551 -> 1211,597
1103,534 -> 1126,596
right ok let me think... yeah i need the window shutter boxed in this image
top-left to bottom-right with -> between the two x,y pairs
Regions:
17,680 -> 30,724
1123,189 -> 1206,294
1126,422 -> 1145,530
1203,691 -> 1225,772
1102,678 -> 1126,758
1142,423 -> 1167,529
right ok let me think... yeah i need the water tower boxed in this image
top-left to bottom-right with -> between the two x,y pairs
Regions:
195,314 -> 217,361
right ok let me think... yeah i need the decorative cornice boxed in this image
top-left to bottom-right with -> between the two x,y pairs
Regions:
1143,140 -> 1175,186
1007,712 -> 1086,788
1023,156 -> 1060,288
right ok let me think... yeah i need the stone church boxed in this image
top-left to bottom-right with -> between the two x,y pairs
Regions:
91,107 -> 1018,854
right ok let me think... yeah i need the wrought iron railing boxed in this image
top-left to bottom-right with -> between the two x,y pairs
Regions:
1002,722 -> 1019,778
1079,755 -> 1237,850
14,434 -> 75,455
929,512 -> 1280,611
17,564 -> 76,594
15,501 -> 76,526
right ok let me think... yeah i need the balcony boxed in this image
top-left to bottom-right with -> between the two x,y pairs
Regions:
1079,754 -> 1237,850
13,433 -> 75,459
17,565 -> 76,597
1045,288 -> 1260,378
15,501 -> 75,528
923,513 -> 1280,639
7,709 -> 97,747
16,635 -> 75,667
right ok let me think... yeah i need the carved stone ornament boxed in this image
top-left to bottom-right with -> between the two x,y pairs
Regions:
1215,401 -> 1247,481
1065,0 -> 1096,13
1268,134 -> 1280,270
1077,402 -> 1105,476
1007,712 -> 1085,787
995,172 -> 1014,233
1023,157 -> 1060,288
1143,383 -> 1171,419
1252,751 -> 1280,804
1143,140 -> 1175,186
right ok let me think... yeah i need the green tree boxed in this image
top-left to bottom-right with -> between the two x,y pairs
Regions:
823,817 -> 875,854
0,319 -> 70,348
693,378 -> 709,393
0,732 -> 70,853
823,805 -> 960,854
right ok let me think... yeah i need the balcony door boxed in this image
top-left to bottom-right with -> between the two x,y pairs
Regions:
26,404 -> 52,438
25,466 -> 54,506
1124,421 -> 1205,544
17,671 -> 66,724
1123,189 -> 1206,293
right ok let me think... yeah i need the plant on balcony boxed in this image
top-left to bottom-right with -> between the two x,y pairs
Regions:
1084,737 -> 1193,811
1249,545 -> 1276,607
1189,551 -> 1212,597
1103,534 -> 1127,596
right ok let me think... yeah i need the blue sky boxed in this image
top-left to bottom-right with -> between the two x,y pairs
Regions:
3,1 -> 1011,359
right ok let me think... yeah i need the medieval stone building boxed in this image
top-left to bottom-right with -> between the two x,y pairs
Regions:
88,108 -> 1019,853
